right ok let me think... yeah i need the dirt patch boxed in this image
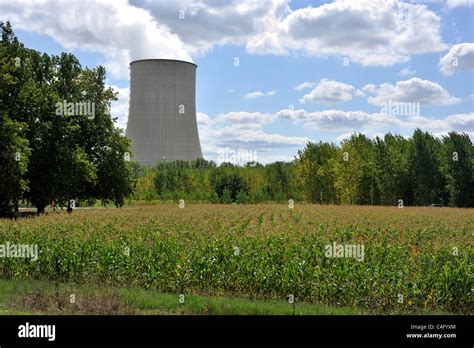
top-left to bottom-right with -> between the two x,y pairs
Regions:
21,291 -> 50,312
73,291 -> 122,314
20,288 -> 134,315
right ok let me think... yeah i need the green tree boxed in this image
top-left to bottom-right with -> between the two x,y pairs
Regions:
440,132 -> 473,207
95,130 -> 132,207
265,161 -> 293,202
0,115 -> 30,216
407,129 -> 443,205
296,142 -> 338,203
334,133 -> 377,205
210,168 -> 249,203
373,134 -> 409,205
154,162 -> 192,199
0,22 -> 133,213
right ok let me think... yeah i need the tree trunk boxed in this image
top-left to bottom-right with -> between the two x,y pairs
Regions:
36,204 -> 46,215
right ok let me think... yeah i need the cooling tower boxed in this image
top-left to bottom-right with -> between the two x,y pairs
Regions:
126,59 -> 203,166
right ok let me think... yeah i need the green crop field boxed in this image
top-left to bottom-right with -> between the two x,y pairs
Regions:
0,204 -> 472,314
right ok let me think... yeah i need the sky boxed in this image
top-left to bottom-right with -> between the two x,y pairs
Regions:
1,0 -> 473,164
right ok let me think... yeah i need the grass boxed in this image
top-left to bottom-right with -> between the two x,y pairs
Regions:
0,204 -> 472,314
0,278 -> 366,315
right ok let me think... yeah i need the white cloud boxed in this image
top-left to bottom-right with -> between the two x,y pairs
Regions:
294,82 -> 317,91
335,130 -> 386,143
396,114 -> 474,140
299,79 -> 362,105
255,154 -> 296,164
244,91 -> 265,99
398,67 -> 416,76
244,90 -> 276,99
0,0 -> 192,80
335,132 -> 354,142
276,107 -> 401,131
131,0 -> 291,56
197,112 -> 213,127
247,0 -> 447,66
446,0 -> 474,9
439,43 -> 474,75
1,0 -> 449,78
443,113 -> 474,132
275,106 -> 474,138
364,78 -> 462,106
109,85 -> 130,130
215,111 -> 274,127
196,111 -> 310,163
362,84 -> 377,94
217,127 -> 308,149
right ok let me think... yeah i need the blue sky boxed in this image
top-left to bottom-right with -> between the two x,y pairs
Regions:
2,0 -> 473,163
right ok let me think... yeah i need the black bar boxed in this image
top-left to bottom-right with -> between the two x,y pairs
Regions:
0,315 -> 472,347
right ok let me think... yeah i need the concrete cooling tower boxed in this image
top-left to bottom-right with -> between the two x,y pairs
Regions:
126,59 -> 203,166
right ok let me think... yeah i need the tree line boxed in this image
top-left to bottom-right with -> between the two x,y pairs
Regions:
0,22 -> 133,216
132,130 -> 473,208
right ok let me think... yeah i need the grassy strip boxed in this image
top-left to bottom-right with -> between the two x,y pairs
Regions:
0,278 -> 366,315
0,278 -> 449,315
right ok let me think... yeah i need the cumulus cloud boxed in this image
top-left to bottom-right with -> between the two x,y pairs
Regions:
0,0 -> 192,79
275,106 -> 474,139
247,0 -> 446,66
443,113 -> 474,132
131,0 -> 291,55
394,114 -> 474,141
364,78 -> 462,106
1,0 -> 450,78
217,127 -> 308,149
195,111 -> 309,163
276,107 -> 401,131
299,79 -> 363,105
439,43 -> 474,75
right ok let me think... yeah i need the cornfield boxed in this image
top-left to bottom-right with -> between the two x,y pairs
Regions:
0,204 -> 472,313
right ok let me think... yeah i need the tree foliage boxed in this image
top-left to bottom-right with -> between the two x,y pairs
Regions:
132,130 -> 473,207
0,22 -> 133,215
